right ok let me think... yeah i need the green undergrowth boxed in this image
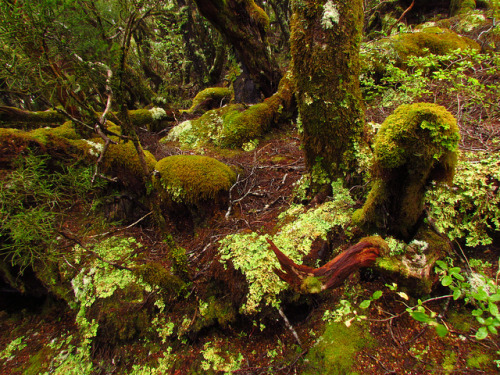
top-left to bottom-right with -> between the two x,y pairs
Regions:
426,151 -> 500,247
218,180 -> 355,314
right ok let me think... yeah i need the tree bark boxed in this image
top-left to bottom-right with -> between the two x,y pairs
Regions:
193,0 -> 282,101
290,0 -> 365,182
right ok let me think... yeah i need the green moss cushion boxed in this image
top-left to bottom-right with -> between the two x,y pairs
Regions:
154,155 -> 237,205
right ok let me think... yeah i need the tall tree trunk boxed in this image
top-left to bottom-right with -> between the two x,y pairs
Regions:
193,0 -> 282,101
291,0 -> 365,183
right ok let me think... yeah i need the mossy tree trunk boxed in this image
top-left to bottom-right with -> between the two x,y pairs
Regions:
290,0 -> 365,182
193,0 -> 282,101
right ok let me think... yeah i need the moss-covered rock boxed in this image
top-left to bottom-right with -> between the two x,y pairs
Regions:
183,87 -> 233,115
163,73 -> 295,149
153,155 -> 236,206
302,321 -> 374,374
360,27 -> 480,85
353,103 -> 460,239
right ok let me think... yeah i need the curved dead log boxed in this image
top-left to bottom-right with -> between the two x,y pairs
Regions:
267,236 -> 387,293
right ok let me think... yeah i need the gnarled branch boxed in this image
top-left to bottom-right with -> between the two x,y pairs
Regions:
267,236 -> 386,292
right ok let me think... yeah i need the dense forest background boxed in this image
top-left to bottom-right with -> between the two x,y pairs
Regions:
0,0 -> 499,373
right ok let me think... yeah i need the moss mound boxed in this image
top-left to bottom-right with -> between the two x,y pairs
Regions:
100,140 -> 156,191
394,27 -> 480,60
303,321 -> 374,374
353,103 -> 460,239
184,87 -> 233,115
153,155 -> 236,205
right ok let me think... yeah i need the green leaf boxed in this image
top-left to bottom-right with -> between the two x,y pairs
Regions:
411,311 -> 431,323
359,300 -> 371,309
372,290 -> 383,300
453,289 -> 461,300
435,260 -> 448,270
476,326 -> 488,340
435,324 -> 448,337
473,289 -> 489,301
442,275 -> 453,287
489,302 -> 499,317
472,309 -> 483,317
477,316 -> 486,325
487,325 -> 498,335
490,294 -> 500,302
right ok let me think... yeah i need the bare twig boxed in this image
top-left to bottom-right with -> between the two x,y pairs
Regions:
278,307 -> 302,347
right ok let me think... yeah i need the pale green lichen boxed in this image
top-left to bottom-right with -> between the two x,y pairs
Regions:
321,0 -> 340,29
149,107 -> 167,121
218,180 -> 355,314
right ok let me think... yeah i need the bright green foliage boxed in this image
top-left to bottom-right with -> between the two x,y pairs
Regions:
0,153 -> 103,269
200,340 -> 244,373
436,259 -> 500,340
302,321 -> 373,375
0,336 -> 26,361
184,87 -> 233,115
353,103 -> 460,239
426,151 -> 500,247
218,180 -> 355,314
361,47 -> 499,118
153,155 -> 236,205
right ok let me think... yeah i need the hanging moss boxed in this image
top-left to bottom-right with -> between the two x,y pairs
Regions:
100,140 -> 156,192
153,155 -> 236,206
353,103 -> 460,240
184,87 -> 233,115
164,73 -> 295,149
290,0 -> 365,181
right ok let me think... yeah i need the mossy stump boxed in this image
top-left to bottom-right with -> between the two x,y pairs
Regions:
153,155 -> 237,228
353,103 -> 460,240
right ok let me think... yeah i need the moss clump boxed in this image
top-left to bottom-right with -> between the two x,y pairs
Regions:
134,262 -> 186,297
184,87 -> 233,115
450,0 -> 476,16
153,155 -> 236,205
164,73 -> 294,149
353,103 -> 460,239
394,27 -> 480,61
466,349 -> 493,369
303,321 -> 374,375
100,140 -> 156,191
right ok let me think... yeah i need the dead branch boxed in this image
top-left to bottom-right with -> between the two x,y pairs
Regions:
386,0 -> 415,36
267,237 -> 384,292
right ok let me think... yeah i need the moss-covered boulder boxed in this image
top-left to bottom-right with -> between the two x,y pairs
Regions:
153,155 -> 236,206
361,27 -> 480,83
99,140 -> 156,192
450,0 -> 476,16
183,87 -> 233,115
302,321 -> 374,374
163,73 -> 295,149
353,103 -> 460,240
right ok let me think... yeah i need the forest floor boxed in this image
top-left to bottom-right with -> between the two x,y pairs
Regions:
1,113 -> 499,374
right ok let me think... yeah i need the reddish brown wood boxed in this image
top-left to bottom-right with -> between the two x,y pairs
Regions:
267,238 -> 382,291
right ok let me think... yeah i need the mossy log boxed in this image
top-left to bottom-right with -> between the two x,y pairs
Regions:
290,0 -> 365,181
267,236 -> 386,293
183,87 -> 233,115
353,103 -> 460,240
0,106 -> 66,125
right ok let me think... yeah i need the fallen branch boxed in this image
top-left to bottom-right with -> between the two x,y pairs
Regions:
267,236 -> 385,292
